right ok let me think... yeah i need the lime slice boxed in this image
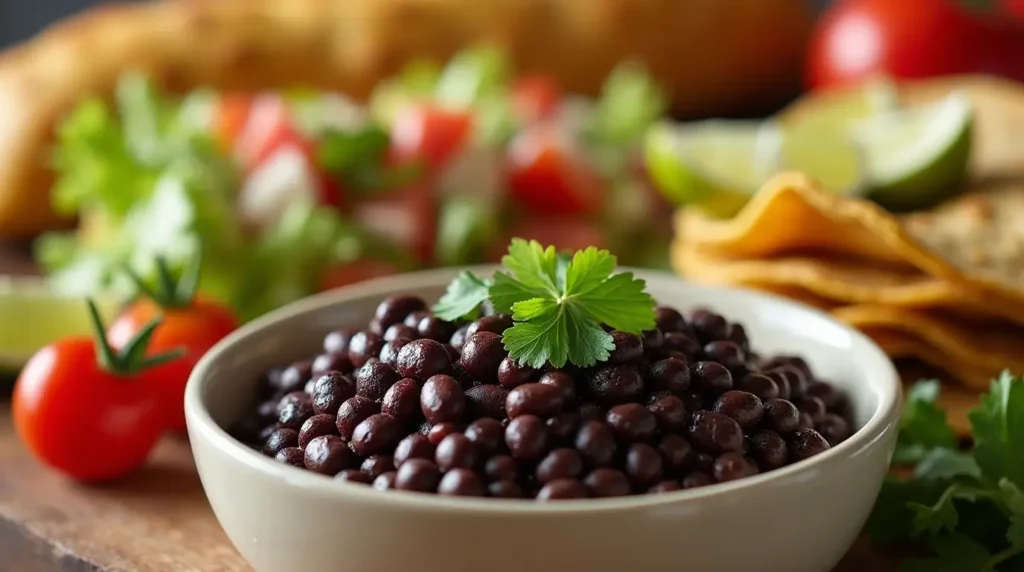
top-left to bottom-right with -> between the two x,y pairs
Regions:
784,77 -> 900,134
644,120 -> 779,218
851,92 -> 973,211
0,276 -> 121,373
779,132 -> 866,197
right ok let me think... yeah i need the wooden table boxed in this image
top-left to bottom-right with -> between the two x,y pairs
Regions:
0,243 -> 896,572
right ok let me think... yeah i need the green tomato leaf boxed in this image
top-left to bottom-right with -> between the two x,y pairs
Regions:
969,371 -> 1024,489
432,271 -> 492,322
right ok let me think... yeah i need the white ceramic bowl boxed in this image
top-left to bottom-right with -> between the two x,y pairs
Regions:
186,267 -> 901,572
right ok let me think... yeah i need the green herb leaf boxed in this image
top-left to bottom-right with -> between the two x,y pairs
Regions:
492,239 -> 655,368
894,380 -> 958,464
900,535 -> 995,572
433,271 -> 492,322
909,484 -> 982,536
915,448 -> 982,481
317,126 -> 420,193
969,371 -> 1024,489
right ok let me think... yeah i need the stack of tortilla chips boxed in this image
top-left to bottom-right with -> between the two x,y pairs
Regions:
673,172 -> 1024,432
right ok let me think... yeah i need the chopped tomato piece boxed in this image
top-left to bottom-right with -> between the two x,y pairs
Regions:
507,125 -> 603,215
213,94 -> 253,153
318,259 -> 402,291
512,75 -> 562,122
352,180 -> 437,264
391,104 -> 474,171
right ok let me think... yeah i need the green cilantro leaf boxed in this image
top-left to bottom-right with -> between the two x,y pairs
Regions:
433,271 -> 491,322
915,448 -> 982,481
909,484 -> 980,536
969,371 -> 1024,489
894,380 -> 958,464
1007,515 -> 1024,550
900,535 -> 995,572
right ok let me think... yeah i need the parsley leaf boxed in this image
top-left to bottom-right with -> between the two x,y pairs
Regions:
900,535 -> 995,572
969,371 -> 1024,490
478,239 -> 656,369
894,380 -> 958,464
433,271 -> 491,321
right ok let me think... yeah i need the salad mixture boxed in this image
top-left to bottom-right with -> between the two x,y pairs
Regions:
37,48 -> 669,321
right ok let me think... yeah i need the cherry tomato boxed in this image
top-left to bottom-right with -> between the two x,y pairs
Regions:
390,104 -> 474,171
807,0 -> 1024,89
213,93 -> 254,153
507,124 -> 603,215
234,95 -> 344,209
512,75 -> 562,123
13,302 -> 177,483
318,259 -> 402,291
1005,0 -> 1024,19
107,297 -> 238,433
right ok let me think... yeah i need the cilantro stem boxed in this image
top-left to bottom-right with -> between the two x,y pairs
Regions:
989,545 -> 1024,567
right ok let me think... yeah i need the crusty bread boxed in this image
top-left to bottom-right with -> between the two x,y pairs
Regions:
0,0 -> 811,236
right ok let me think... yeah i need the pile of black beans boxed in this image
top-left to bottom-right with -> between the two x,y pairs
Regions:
232,295 -> 853,500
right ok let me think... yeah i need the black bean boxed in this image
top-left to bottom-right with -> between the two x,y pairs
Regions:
648,480 -> 682,494
348,331 -> 385,369
435,433 -> 479,471
608,331 -> 644,364
681,471 -> 714,489
416,315 -> 456,343
379,378 -> 422,423
538,371 -> 577,404
373,471 -> 398,491
263,428 -> 298,456
497,357 -> 536,389
815,414 -> 851,446
354,359 -> 401,403
324,328 -> 359,356
427,422 -> 462,446
505,415 -> 549,462
384,324 -> 418,342
625,443 -> 664,486
277,361 -> 313,395
761,398 -> 800,436
484,455 -> 520,482
395,459 -> 441,492
713,391 -> 764,431
586,364 -> 643,406
275,447 -> 305,467
738,373 -> 780,402
687,411 -> 744,454
404,310 -> 432,329
421,375 -> 466,424
805,382 -> 844,410
681,391 -> 706,413
658,434 -> 696,476
396,339 -> 453,381
257,399 -> 279,424
605,404 -> 657,443
438,469 -> 486,497
304,435 -> 358,475
360,455 -> 396,479
689,310 -> 728,343
374,295 -> 427,330
749,430 -> 788,471
393,433 -> 435,468
506,383 -> 564,419
648,395 -> 687,432
654,306 -> 688,333
726,323 -> 749,349
690,361 -> 733,394
702,341 -> 746,372
351,413 -> 403,456
449,324 -> 471,351
647,357 -> 691,396
336,396 -> 379,441
798,412 -> 816,431
311,372 -> 357,416
535,449 -> 583,483
641,329 -> 664,354
298,414 -> 339,449
789,429 -> 831,462
335,469 -> 373,485
460,332 -> 507,383
574,421 -> 617,468
713,452 -> 757,482
797,396 -> 828,420
584,468 -> 632,497
537,479 -> 588,501
546,412 -> 581,445
312,352 -> 355,378
466,314 -> 513,338
278,393 -> 314,431
577,403 -> 607,423
662,332 -> 701,362
767,365 -> 808,400
379,338 -> 412,369
488,480 -> 524,498
694,452 -> 715,474
465,385 -> 510,420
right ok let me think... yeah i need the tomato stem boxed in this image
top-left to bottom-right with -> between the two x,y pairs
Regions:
119,252 -> 203,310
85,298 -> 186,376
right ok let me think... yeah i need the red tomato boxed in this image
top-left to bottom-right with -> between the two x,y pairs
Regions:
13,338 -> 168,482
1005,0 -> 1024,19
318,259 -> 402,291
491,216 -> 607,261
512,75 -> 562,123
107,297 -> 238,433
507,125 -> 603,215
234,94 -> 344,209
807,0 -> 1024,89
213,93 -> 254,153
391,104 -> 474,171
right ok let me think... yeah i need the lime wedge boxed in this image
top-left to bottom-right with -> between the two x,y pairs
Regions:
644,120 -> 779,218
0,276 -> 121,372
851,92 -> 973,211
779,132 -> 866,197
784,77 -> 900,134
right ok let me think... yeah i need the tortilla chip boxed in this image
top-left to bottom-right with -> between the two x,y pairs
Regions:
673,239 -> 1024,324
676,172 -> 1024,311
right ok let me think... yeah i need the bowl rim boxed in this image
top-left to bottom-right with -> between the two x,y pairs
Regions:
186,266 -> 901,514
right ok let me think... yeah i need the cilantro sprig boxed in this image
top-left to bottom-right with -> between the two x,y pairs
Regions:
433,239 -> 656,368
865,371 -> 1024,571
